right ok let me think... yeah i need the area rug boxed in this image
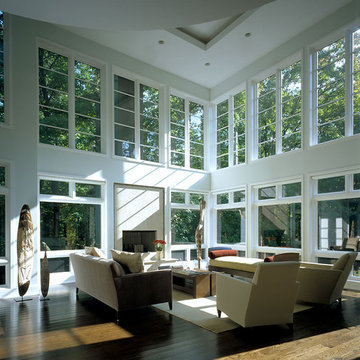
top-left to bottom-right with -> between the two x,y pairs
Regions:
153,290 -> 313,334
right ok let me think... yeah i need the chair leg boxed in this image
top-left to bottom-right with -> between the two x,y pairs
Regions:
217,309 -> 221,318
116,311 -> 120,323
76,287 -> 79,299
169,301 -> 172,310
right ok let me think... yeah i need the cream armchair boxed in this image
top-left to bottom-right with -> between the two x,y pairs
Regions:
297,252 -> 357,305
216,262 -> 300,329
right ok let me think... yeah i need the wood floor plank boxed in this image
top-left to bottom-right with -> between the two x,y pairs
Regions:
1,285 -> 360,360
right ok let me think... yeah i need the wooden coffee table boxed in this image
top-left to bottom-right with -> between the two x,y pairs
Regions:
172,269 -> 216,298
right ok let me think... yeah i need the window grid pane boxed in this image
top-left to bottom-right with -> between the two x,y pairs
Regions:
233,90 -> 246,165
316,38 -> 346,143
353,29 -> 360,134
170,95 -> 185,166
216,100 -> 229,169
281,61 -> 302,152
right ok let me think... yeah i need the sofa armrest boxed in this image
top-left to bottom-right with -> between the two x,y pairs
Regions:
114,270 -> 172,310
297,267 -> 341,304
300,262 -> 333,270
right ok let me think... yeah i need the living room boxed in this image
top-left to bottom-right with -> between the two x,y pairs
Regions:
0,0 -> 360,358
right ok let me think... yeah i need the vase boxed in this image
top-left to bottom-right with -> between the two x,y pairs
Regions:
156,250 -> 162,260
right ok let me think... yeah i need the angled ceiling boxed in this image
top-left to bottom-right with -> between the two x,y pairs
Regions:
0,0 -> 354,88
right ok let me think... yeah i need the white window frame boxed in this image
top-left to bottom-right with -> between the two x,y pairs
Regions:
170,190 -> 208,263
0,162 -> 9,287
37,39 -> 106,154
252,178 -> 303,257
169,89 -> 208,171
113,67 -> 164,164
252,55 -> 303,160
214,86 -> 247,169
213,188 -> 247,252
311,27 -> 360,146
38,176 -> 105,284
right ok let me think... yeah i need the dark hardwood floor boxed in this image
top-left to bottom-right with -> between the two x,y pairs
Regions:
1,284 -> 360,360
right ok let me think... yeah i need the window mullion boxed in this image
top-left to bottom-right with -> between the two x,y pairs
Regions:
135,81 -> 140,159
68,55 -> 75,149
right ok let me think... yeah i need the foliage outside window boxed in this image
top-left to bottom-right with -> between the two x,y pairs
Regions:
0,166 -> 5,187
354,173 -> 360,190
170,191 -> 205,244
216,90 -> 246,169
315,172 -> 360,254
256,181 -> 302,249
256,60 -> 302,159
38,47 -> 101,152
39,179 -> 103,271
315,29 -> 360,143
0,11 -> 4,123
170,95 -> 205,170
215,190 -> 246,244
114,75 -> 159,162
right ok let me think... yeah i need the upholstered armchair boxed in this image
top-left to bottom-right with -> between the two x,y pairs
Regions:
297,252 -> 357,305
216,262 -> 300,328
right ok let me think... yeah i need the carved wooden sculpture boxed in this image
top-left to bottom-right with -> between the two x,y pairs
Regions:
17,204 -> 34,298
41,242 -> 50,300
195,199 -> 206,269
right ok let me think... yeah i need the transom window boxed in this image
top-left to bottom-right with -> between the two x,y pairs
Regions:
255,60 -> 302,159
216,90 -> 246,169
170,94 -> 205,170
114,75 -> 160,163
38,47 -> 102,152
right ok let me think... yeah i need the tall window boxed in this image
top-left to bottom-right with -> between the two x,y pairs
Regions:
256,60 -> 302,158
0,11 -> 4,123
170,191 -> 206,261
170,94 -> 205,170
215,189 -> 246,245
314,29 -> 360,143
216,90 -> 246,169
39,179 -> 103,276
38,47 -> 102,152
114,75 -> 159,162
256,181 -> 302,251
314,172 -> 360,277
0,164 -> 7,286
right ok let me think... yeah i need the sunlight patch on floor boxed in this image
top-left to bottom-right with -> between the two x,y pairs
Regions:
0,322 -> 133,358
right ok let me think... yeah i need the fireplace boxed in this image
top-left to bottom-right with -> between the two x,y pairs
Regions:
122,230 -> 156,252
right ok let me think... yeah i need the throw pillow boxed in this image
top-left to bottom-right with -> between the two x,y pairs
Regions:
84,246 -> 93,255
264,253 -> 299,262
208,249 -> 238,259
111,249 -> 144,273
91,247 -> 106,258
264,255 -> 274,262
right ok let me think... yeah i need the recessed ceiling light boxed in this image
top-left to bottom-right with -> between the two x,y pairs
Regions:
158,40 -> 165,45
245,32 -> 251,38
204,62 -> 211,66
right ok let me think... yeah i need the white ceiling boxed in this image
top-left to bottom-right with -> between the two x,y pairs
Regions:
0,0 -> 353,88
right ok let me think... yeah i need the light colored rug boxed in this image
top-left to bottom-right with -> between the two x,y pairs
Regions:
153,290 -> 313,334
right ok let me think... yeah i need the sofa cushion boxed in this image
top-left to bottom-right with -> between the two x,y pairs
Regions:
209,249 -> 238,259
111,249 -> 144,273
91,247 -> 106,258
264,253 -> 300,262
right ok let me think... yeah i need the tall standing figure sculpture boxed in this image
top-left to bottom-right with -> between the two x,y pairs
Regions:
41,242 -> 50,300
195,199 -> 206,269
17,204 -> 34,299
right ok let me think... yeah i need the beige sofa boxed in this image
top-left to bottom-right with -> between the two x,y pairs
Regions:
216,262 -> 300,328
70,253 -> 173,321
209,252 -> 357,305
